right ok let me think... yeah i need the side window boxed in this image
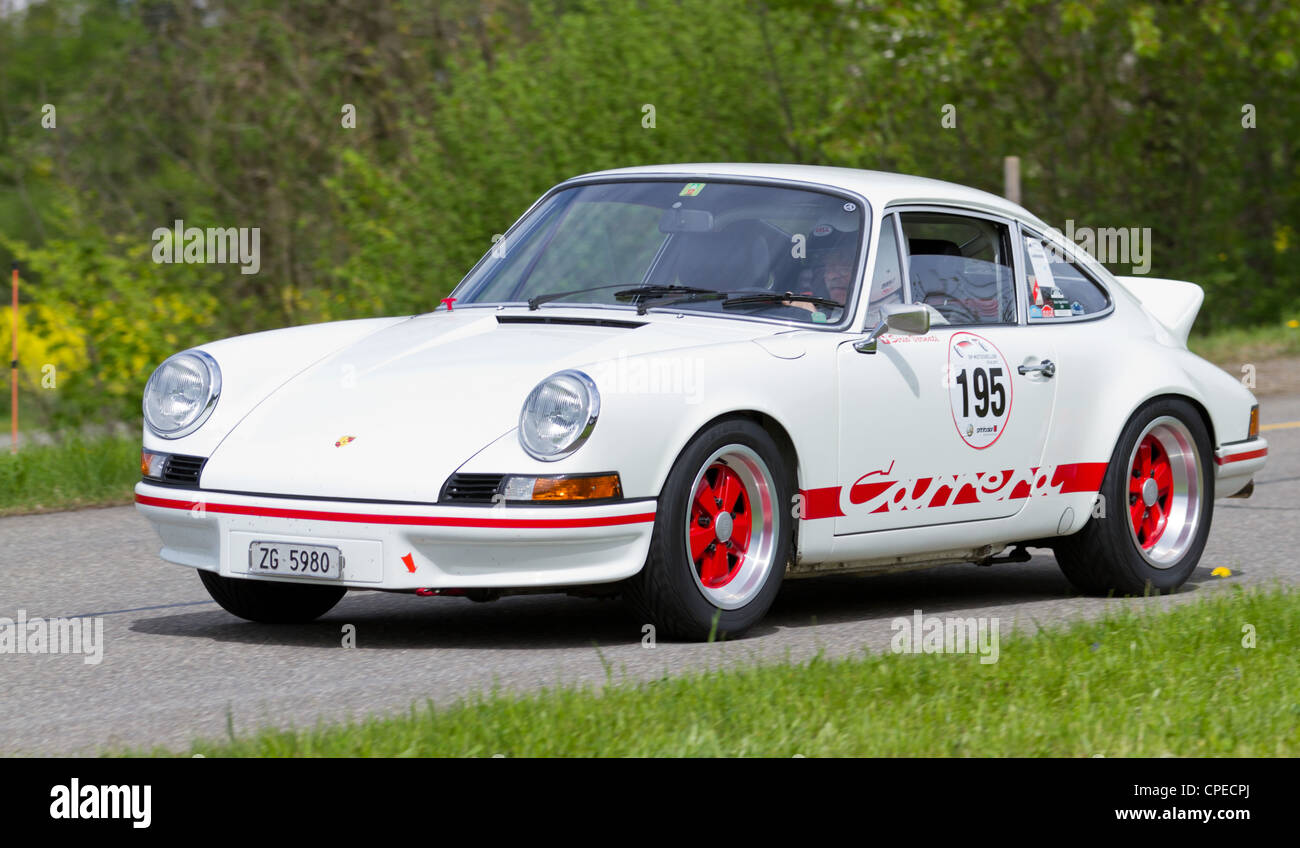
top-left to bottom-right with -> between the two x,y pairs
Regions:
899,212 -> 1017,326
1021,230 -> 1112,319
865,215 -> 904,327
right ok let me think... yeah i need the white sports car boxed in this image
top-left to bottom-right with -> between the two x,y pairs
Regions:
136,164 -> 1267,639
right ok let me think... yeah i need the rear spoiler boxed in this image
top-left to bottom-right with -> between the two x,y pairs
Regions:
1111,276 -> 1204,346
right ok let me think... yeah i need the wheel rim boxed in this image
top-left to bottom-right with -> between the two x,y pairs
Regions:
1126,416 -> 1202,568
684,444 -> 780,609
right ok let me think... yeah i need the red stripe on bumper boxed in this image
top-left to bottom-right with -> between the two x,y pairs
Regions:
135,494 -> 656,529
1215,447 -> 1267,466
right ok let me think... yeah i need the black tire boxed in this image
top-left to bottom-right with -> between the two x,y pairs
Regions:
1055,397 -> 1214,595
624,418 -> 793,640
198,570 -> 346,623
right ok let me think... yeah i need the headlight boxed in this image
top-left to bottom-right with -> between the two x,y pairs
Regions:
143,350 -> 221,438
518,370 -> 600,461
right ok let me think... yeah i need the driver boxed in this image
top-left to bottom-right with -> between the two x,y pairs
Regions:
786,246 -> 855,316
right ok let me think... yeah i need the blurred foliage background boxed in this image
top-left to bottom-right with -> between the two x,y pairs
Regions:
0,0 -> 1297,428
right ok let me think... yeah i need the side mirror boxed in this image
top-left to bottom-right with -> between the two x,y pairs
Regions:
853,302 -> 931,354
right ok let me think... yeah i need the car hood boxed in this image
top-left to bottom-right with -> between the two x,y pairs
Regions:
201,308 -> 786,501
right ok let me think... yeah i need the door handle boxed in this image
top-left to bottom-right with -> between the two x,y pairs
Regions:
1017,359 -> 1056,378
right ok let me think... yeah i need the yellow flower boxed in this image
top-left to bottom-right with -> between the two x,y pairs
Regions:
1288,319 -> 1299,329
1210,566 -> 1232,578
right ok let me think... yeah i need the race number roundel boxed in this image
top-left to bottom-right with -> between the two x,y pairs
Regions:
948,331 -> 1013,449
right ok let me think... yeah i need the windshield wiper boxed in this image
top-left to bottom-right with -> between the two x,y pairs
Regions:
614,285 -> 727,315
722,292 -> 844,310
527,283 -> 640,310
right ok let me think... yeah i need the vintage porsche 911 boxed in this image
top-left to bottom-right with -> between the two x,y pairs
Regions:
136,164 -> 1268,639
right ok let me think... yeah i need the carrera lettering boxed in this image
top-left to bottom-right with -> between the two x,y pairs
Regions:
797,461 -> 1107,521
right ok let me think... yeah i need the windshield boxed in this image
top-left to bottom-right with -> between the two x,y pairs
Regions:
452,179 -> 867,325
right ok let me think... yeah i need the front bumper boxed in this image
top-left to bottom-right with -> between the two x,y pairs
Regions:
134,482 -> 657,590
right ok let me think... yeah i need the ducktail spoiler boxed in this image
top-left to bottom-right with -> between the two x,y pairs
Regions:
1111,276 -> 1204,346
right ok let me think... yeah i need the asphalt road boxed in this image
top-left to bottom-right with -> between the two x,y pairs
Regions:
2,396 -> 1297,756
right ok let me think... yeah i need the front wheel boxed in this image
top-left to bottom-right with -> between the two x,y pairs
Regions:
199,570 -> 346,623
1055,398 -> 1214,595
624,419 -> 792,640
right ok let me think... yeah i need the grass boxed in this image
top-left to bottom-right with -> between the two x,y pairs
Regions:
0,434 -> 138,515
1188,321 -> 1300,367
134,584 -> 1300,757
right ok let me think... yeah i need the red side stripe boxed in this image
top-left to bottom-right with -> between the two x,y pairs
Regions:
799,460 -> 1110,522
1050,462 -> 1109,492
135,494 -> 656,529
1214,447 -> 1267,466
799,486 -> 845,519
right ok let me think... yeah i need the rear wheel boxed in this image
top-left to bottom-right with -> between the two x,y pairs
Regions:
199,570 -> 346,623
624,419 -> 792,640
1055,398 -> 1213,595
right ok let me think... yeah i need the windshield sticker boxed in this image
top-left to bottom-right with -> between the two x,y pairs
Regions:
948,332 -> 1012,450
812,223 -> 834,237
679,182 -> 706,197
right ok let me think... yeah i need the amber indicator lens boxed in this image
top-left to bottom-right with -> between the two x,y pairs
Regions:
141,450 -> 167,478
530,474 -> 622,501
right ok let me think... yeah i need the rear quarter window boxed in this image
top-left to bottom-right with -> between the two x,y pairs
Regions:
1021,229 -> 1112,319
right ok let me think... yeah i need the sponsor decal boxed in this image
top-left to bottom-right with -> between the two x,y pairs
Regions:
879,332 -> 939,345
797,460 -> 1108,520
948,331 -> 1012,449
334,435 -> 356,447
679,182 -> 706,196
812,223 -> 834,237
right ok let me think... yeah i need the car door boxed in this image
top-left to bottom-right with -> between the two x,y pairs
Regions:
834,208 -> 1059,535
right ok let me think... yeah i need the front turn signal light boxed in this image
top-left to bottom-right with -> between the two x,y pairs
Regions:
502,473 -> 623,502
141,450 -> 167,479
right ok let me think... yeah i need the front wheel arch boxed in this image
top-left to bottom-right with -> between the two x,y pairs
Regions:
667,410 -> 801,515
624,416 -> 795,640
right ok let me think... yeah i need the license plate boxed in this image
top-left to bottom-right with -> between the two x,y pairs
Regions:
248,542 -> 344,580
